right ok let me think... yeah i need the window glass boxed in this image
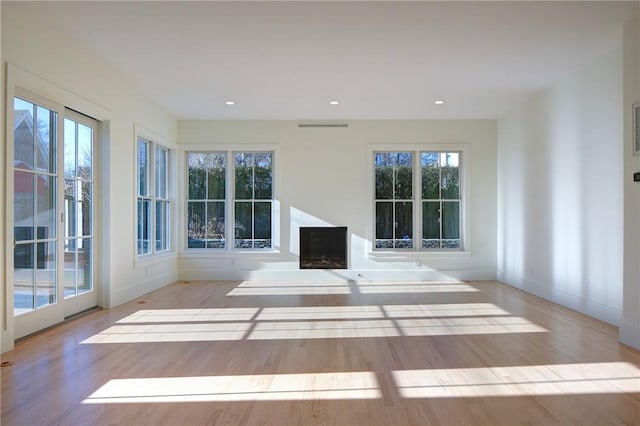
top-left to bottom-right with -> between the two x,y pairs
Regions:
187,152 -> 226,249
374,152 -> 413,249
233,152 -> 273,249
420,152 -> 461,249
138,138 -> 171,255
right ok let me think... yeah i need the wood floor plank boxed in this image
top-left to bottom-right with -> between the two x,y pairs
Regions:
2,280 -> 639,425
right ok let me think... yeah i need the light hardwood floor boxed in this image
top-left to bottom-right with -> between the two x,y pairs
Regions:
2,280 -> 639,425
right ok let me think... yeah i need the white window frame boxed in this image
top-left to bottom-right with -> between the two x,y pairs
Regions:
368,144 -> 469,256
185,151 -> 228,250
134,125 -> 175,261
155,145 -> 171,253
181,147 -> 277,253
232,151 -> 274,250
136,138 -> 152,256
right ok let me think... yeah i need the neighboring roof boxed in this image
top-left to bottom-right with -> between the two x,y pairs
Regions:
13,109 -> 51,173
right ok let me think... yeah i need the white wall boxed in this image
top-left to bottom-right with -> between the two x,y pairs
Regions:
178,120 -> 497,282
497,46 -> 624,325
621,11 -> 640,349
1,4 -> 178,351
0,3 -> 5,354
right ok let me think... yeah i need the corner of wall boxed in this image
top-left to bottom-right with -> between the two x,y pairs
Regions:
621,10 -> 640,350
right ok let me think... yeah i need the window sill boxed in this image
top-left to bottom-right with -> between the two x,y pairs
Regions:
178,249 -> 282,259
367,250 -> 471,260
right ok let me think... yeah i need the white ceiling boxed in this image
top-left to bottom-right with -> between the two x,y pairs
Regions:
11,1 -> 639,120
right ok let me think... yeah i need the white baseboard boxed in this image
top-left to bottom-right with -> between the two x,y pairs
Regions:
179,268 -> 496,282
110,271 -> 178,307
619,321 -> 640,350
497,270 -> 622,326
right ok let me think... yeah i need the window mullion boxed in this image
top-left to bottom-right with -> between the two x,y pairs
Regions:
415,152 -> 420,252
438,157 -> 443,248
228,152 -> 234,251
150,145 -> 155,255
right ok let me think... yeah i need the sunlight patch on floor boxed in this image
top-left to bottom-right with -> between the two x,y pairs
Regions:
82,315 -> 546,343
247,317 -> 546,340
257,305 -> 386,320
83,371 -> 381,403
81,323 -> 252,344
116,308 -> 260,323
382,303 -> 511,318
392,362 -> 640,397
227,285 -> 352,296
358,283 -> 480,294
225,281 -> 479,296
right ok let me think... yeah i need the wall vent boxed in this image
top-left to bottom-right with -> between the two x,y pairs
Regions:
298,123 -> 349,128
634,101 -> 640,155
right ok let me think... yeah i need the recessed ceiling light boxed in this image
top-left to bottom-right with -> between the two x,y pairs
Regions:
434,100 -> 445,105
225,101 -> 235,106
329,100 -> 340,105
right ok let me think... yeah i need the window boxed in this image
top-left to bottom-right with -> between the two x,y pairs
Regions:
137,137 -> 171,256
374,152 -> 414,249
155,146 -> 170,252
234,152 -> 273,249
421,152 -> 460,249
374,150 -> 462,251
186,151 -> 274,250
186,152 -> 226,249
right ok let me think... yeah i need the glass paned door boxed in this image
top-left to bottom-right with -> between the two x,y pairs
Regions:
12,94 -> 99,339
64,117 -> 94,298
13,97 -> 58,315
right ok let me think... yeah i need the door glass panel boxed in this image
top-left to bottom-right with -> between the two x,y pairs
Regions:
14,171 -> 35,239
14,97 -> 58,315
14,243 -> 35,314
77,238 -> 92,294
37,174 -> 56,239
64,238 -> 77,298
64,116 -> 95,297
65,180 -> 77,238
36,241 -> 56,308
64,119 -> 76,178
77,124 -> 93,180
14,98 -> 35,170
36,106 -> 56,173
80,181 -> 92,236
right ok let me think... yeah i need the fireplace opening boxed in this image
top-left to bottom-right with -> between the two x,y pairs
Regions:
299,227 -> 347,269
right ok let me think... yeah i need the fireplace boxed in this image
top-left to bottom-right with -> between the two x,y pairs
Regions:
299,227 -> 347,269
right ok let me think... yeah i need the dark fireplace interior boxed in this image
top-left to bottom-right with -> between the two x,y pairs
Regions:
299,227 -> 347,269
